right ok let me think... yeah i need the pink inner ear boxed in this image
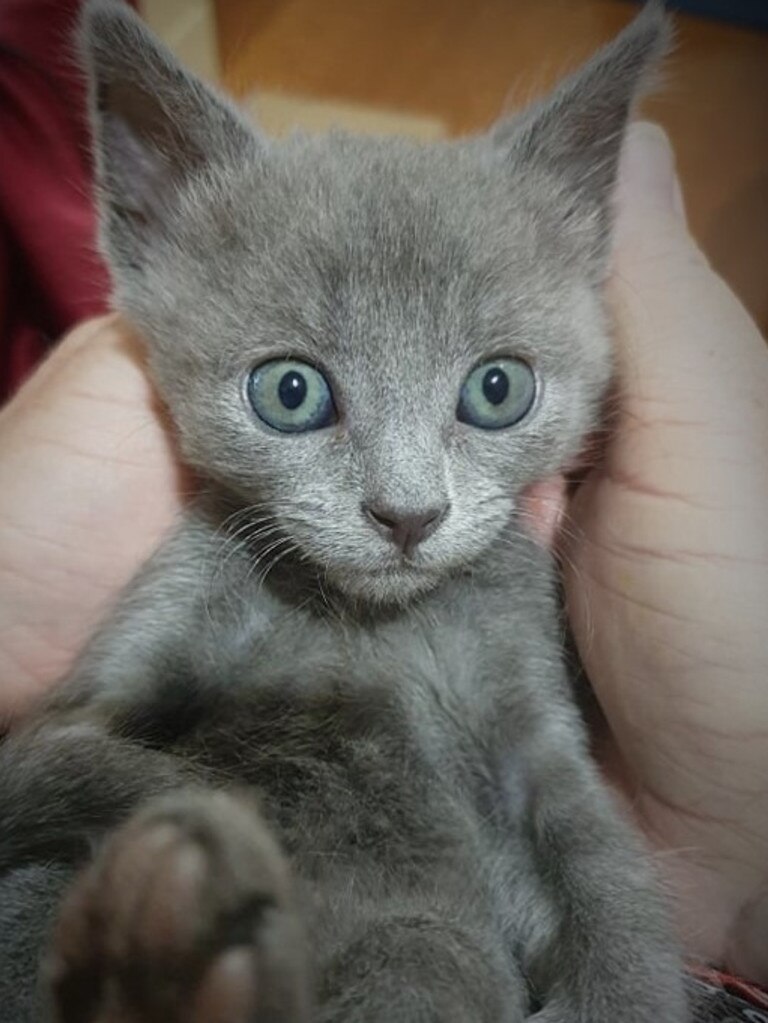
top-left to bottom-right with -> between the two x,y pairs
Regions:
102,110 -> 171,218
518,476 -> 566,549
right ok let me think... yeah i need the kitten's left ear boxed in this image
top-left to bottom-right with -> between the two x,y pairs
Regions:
491,1 -> 671,268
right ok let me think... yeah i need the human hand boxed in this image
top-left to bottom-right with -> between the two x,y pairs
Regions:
562,122 -> 768,981
0,315 -> 186,722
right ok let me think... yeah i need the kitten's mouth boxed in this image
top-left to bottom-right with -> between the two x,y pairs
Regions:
368,551 -> 441,580
326,553 -> 443,605
372,558 -> 424,574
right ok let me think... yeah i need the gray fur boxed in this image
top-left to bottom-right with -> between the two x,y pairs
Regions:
0,2 -> 689,1020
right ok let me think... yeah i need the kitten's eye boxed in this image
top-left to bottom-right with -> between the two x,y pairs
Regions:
247,360 -> 336,433
457,358 -> 536,430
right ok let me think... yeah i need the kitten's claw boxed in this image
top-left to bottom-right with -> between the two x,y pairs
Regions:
46,789 -> 309,1023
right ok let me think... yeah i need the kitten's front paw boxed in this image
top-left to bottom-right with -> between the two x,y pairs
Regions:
46,788 -> 309,1023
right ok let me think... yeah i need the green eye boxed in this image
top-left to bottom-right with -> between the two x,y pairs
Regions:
457,358 -> 536,430
247,360 -> 337,433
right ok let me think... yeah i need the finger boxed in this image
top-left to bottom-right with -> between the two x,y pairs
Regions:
610,121 -> 766,385
0,316 -> 186,711
614,120 -> 686,233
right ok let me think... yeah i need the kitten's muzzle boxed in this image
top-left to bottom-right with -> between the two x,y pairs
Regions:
363,502 -> 449,559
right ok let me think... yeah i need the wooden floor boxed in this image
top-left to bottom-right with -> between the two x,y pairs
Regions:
215,0 -> 768,332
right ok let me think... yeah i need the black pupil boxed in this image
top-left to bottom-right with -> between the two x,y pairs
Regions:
278,371 -> 307,410
482,367 -> 509,406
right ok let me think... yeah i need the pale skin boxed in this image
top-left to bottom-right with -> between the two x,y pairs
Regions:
0,123 -> 766,981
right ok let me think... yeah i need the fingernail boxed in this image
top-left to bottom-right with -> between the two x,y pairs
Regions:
618,121 -> 686,222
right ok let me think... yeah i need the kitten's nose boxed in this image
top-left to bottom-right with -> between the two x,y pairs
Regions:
363,502 -> 448,557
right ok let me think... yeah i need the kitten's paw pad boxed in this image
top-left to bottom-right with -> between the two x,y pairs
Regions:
47,789 -> 309,1023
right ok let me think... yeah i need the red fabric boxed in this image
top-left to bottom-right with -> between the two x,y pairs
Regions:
690,965 -> 768,1010
0,0 -> 121,403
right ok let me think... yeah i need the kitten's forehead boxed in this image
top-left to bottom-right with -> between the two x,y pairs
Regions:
265,132 -> 544,276
213,133 -> 582,372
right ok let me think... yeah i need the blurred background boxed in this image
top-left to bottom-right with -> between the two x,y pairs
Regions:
1,1 -> 766,399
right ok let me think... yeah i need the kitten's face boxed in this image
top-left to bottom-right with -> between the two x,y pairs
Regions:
132,139 -> 609,603
83,1 -> 666,603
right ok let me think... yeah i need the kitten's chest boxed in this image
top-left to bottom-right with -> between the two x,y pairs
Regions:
228,578 -> 509,724
211,576 -> 540,797
173,629 -> 500,885
154,574 -> 553,884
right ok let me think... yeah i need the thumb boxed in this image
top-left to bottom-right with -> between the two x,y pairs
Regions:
609,121 -> 766,400
614,120 -> 687,232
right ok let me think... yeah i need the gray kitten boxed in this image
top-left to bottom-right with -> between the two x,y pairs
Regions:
0,2 -> 689,1021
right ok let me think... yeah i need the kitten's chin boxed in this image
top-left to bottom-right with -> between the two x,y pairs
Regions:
328,564 -> 445,607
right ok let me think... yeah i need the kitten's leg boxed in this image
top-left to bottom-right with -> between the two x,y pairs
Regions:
0,864 -> 76,1023
519,737 -> 688,1023
317,914 -> 527,1023
0,721 -> 193,870
46,789 -> 310,1023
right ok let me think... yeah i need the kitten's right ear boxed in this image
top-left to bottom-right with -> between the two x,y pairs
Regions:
78,0 -> 259,265
488,1 -> 670,273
